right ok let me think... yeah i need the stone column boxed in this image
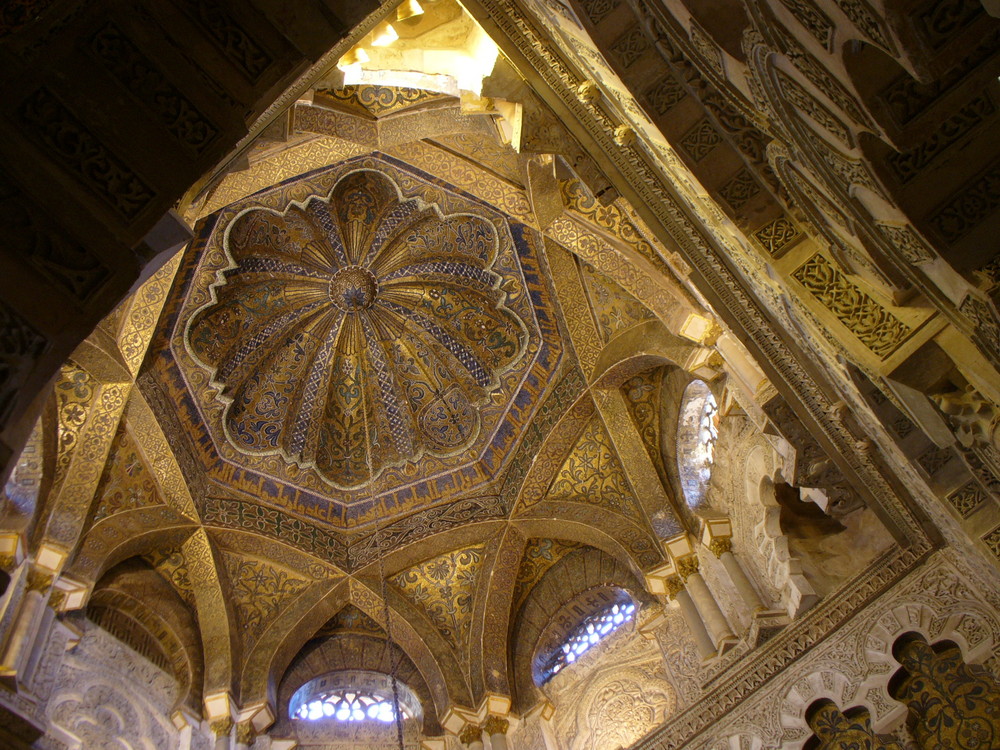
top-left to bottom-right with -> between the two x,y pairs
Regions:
0,568 -> 50,684
666,577 -> 715,659
235,721 -> 255,750
177,723 -> 193,750
211,718 -> 233,750
460,725 -> 484,750
679,557 -> 735,649
484,715 -> 510,750
709,538 -> 765,612
172,710 -> 198,750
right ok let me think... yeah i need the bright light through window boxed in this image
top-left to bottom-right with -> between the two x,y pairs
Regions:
540,601 -> 636,683
676,380 -> 719,508
293,690 -> 410,723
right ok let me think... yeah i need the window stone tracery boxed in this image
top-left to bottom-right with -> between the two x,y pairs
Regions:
538,598 -> 636,683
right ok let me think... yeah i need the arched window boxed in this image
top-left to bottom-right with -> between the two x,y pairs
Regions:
538,596 -> 636,684
676,380 -> 719,508
290,670 -> 421,724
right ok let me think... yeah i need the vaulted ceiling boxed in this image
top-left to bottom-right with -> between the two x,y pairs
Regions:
48,76 -> 708,735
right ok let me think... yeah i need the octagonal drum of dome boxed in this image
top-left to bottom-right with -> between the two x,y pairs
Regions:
167,155 -> 564,525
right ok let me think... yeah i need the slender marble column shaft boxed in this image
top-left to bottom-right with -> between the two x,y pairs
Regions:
719,548 -> 765,611
0,581 -> 46,678
685,570 -> 736,647
669,578 -> 715,658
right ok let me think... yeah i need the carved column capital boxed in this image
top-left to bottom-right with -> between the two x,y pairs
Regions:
665,575 -> 685,599
47,589 -> 66,611
708,537 -> 732,557
235,721 -> 255,745
459,724 -> 482,745
676,555 -> 700,580
484,715 -> 509,736
210,717 -> 233,738
26,568 -> 52,593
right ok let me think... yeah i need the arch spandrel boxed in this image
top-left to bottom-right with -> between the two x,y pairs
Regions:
254,577 -> 353,709
70,509 -> 199,590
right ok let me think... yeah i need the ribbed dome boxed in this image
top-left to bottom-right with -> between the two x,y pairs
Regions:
186,169 -> 527,488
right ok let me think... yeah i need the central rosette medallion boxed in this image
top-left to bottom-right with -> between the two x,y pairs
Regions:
186,168 -> 529,489
329,266 -> 378,312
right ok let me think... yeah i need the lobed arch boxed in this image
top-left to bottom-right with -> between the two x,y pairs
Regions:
875,0 -> 998,83
779,595 -> 1000,743
779,664 -> 866,746
840,39 -> 923,150
767,141 -> 909,306
861,600 -> 1000,682
748,451 -> 819,618
840,32 -> 1000,279
681,0 -> 752,64
754,49 -> 915,300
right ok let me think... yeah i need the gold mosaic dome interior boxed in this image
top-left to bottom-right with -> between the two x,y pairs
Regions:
185,168 -> 528,489
162,152 -> 565,527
